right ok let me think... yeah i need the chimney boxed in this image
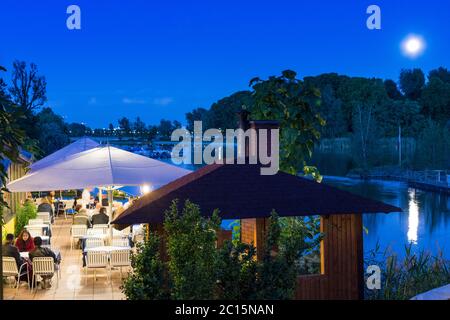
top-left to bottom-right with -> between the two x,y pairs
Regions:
249,120 -> 279,160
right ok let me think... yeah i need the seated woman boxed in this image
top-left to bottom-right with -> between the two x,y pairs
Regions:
15,230 -> 35,252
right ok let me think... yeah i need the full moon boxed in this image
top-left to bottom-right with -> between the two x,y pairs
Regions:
401,34 -> 426,58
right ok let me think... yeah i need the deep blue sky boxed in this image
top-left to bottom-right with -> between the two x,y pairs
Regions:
1,0 -> 449,128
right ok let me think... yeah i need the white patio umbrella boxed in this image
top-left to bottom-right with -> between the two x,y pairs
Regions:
7,145 -> 192,232
30,137 -> 99,172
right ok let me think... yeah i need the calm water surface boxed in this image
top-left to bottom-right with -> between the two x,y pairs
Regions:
324,176 -> 450,258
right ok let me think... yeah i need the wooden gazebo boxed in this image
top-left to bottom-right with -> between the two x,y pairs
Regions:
113,164 -> 401,300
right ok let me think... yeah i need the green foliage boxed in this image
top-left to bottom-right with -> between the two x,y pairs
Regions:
399,68 -> 425,100
413,120 -> 450,169
378,99 -> 424,137
215,241 -> 258,299
250,70 -> 325,179
122,201 -> 322,300
121,234 -> 169,300
14,200 -> 37,236
365,244 -> 450,300
186,107 -> 209,132
279,216 -> 323,275
256,211 -> 320,299
421,76 -> 450,122
164,200 -> 220,299
35,107 -> 70,157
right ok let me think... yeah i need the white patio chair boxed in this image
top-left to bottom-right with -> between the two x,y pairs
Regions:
64,200 -> 75,219
85,238 -> 104,249
36,212 -> 51,224
56,202 -> 65,218
26,226 -> 44,237
2,257 -> 30,294
31,257 -> 57,292
87,228 -> 104,236
85,251 -> 109,284
70,225 -> 87,250
28,218 -> 44,225
112,238 -> 129,247
73,215 -> 90,226
92,224 -> 109,234
110,249 -> 131,279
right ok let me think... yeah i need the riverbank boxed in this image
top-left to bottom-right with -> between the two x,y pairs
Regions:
347,167 -> 450,195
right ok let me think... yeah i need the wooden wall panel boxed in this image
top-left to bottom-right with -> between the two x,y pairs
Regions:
295,214 -> 364,300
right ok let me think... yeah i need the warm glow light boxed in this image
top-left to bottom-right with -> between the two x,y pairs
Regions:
141,184 -> 151,195
407,189 -> 419,244
401,34 -> 426,59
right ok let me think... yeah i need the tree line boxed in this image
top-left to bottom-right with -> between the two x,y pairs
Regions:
0,61 -> 184,159
185,68 -> 450,170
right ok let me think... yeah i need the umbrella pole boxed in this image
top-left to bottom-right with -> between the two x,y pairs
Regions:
107,187 -> 113,241
98,188 -> 102,205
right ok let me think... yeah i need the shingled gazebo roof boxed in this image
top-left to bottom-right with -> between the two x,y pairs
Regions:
112,163 -> 401,226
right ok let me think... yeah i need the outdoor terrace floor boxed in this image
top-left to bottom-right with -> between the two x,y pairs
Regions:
4,218 -> 127,300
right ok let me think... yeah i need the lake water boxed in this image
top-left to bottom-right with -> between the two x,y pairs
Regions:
324,176 -> 450,258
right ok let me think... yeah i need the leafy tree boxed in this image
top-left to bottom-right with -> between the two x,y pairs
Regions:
172,120 -> 182,130
158,119 -> 174,139
317,84 -> 346,138
421,77 -> 450,122
250,70 -> 325,179
0,65 -> 29,300
378,99 -> 424,137
118,117 -> 131,135
208,91 -> 253,130
347,78 -> 388,168
68,122 -> 87,137
133,116 -> 146,135
147,125 -> 158,142
164,200 -> 220,299
186,107 -> 209,131
384,79 -> 403,100
414,120 -> 450,169
256,211 -> 312,299
9,60 -> 47,112
36,107 -> 70,157
215,241 -> 258,299
399,68 -> 425,100
108,123 -> 114,135
428,67 -> 450,83
122,234 -> 169,300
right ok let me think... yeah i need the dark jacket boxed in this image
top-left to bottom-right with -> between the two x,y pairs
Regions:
91,212 -> 109,225
2,243 -> 24,269
29,246 -> 58,263
37,202 -> 53,216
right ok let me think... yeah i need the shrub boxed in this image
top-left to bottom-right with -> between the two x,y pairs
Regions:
14,200 -> 37,236
215,241 -> 258,299
121,233 -> 169,300
164,200 -> 220,300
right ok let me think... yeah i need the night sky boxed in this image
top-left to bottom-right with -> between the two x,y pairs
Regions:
1,0 -> 449,127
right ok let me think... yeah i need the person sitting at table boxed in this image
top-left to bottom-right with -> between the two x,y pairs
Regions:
29,237 -> 59,289
15,230 -> 35,252
38,197 -> 54,223
91,207 -> 109,225
3,233 -> 25,269
73,208 -> 92,228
